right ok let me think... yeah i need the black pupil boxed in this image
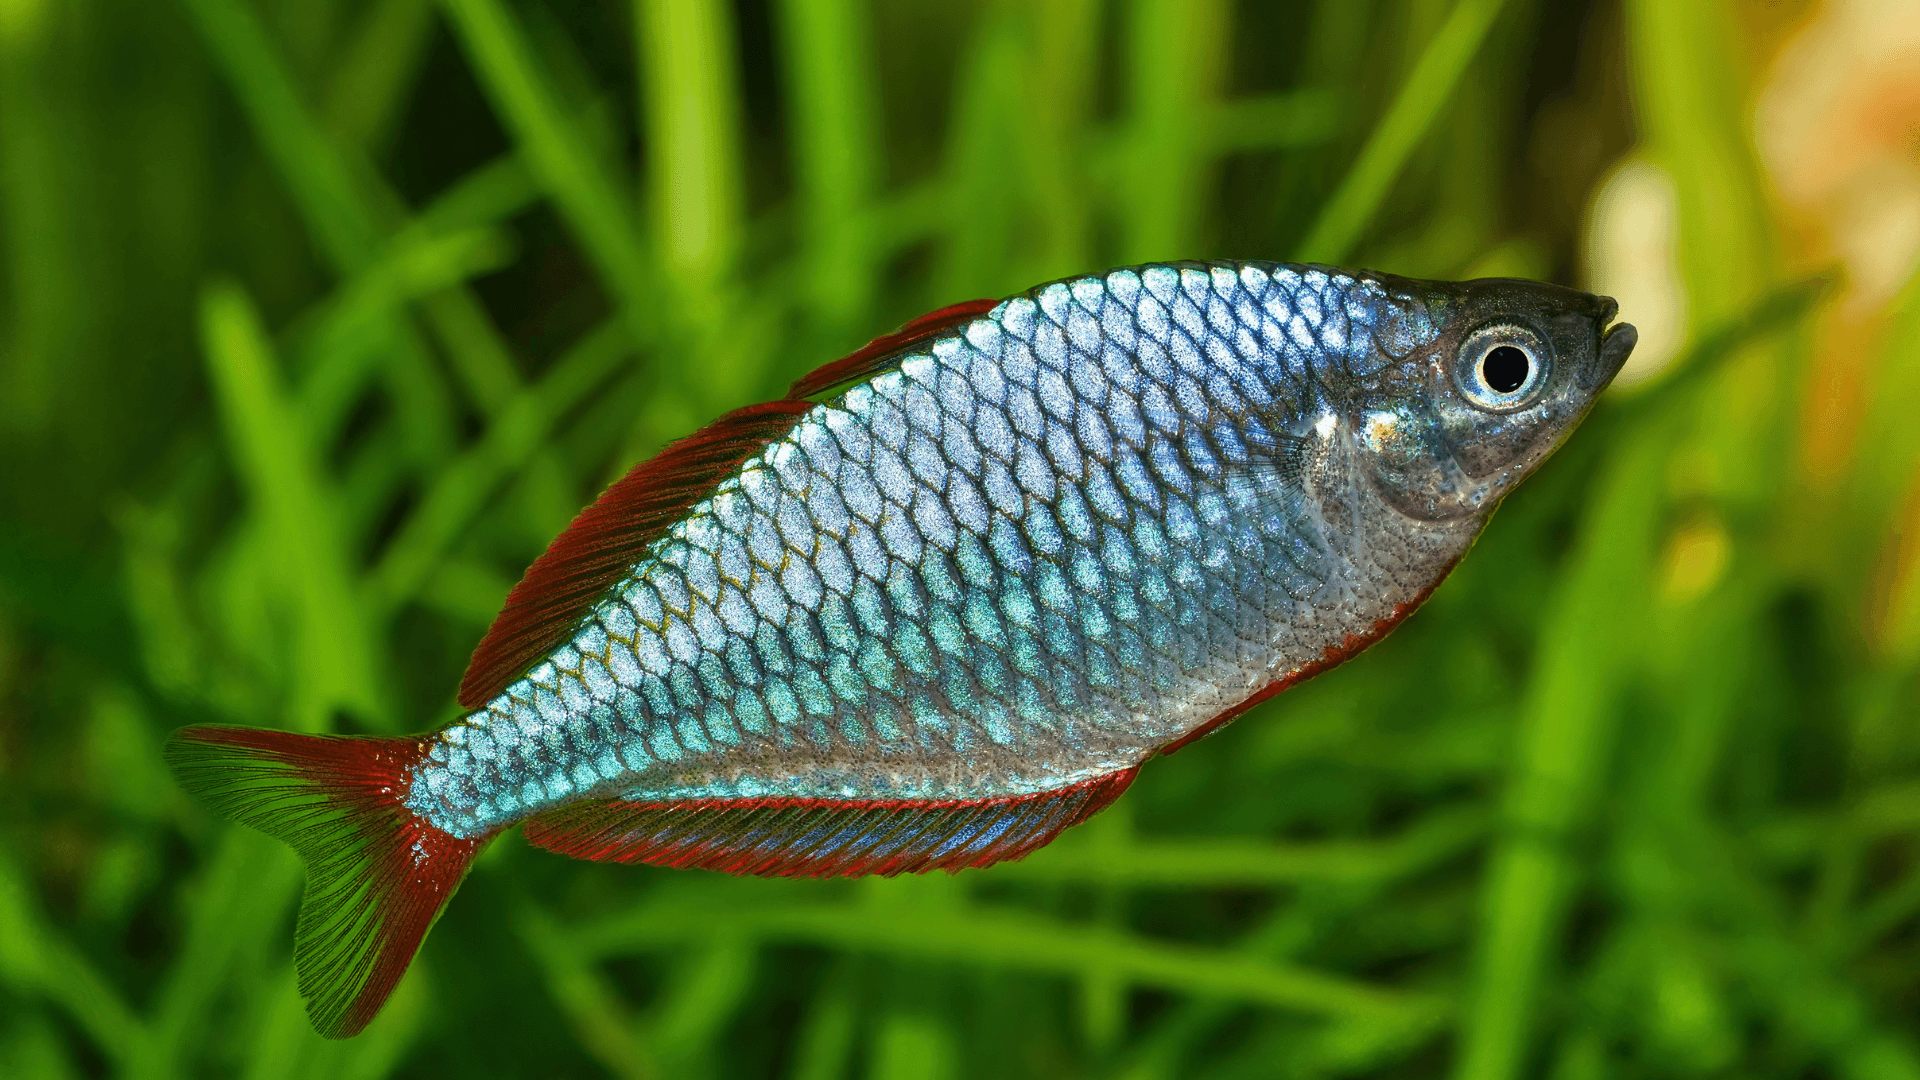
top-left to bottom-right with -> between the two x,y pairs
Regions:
1483,346 -> 1530,394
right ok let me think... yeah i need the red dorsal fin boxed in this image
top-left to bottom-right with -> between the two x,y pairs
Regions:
520,768 -> 1137,877
458,399 -> 814,708
460,296 -> 1000,709
785,298 -> 999,400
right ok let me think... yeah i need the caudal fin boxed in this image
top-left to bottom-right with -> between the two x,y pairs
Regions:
164,726 -> 490,1039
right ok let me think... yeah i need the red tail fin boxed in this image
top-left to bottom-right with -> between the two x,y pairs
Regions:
164,726 -> 491,1039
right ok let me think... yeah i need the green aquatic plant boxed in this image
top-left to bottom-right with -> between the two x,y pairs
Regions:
0,1 -> 1913,1078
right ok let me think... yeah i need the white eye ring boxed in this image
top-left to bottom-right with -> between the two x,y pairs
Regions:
1456,324 -> 1550,412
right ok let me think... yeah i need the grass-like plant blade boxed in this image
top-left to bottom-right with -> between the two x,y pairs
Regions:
183,0 -> 459,467
872,1013 -> 960,1080
176,0 -> 382,269
240,961 -> 430,1080
634,0 -> 745,305
1293,0 -> 1509,264
294,226 -> 515,436
514,902 -> 653,1080
395,154 -> 588,543
788,965 -> 859,1080
185,0 -> 596,557
410,154 -> 541,237
1021,0 -> 1102,278
1843,273 -> 1920,667
1121,0 -> 1229,263
198,280 -> 389,730
775,0 -> 882,328
324,0 -> 438,154
1451,428 -> 1665,1080
439,0 -> 664,346
0,1015 -> 80,1080
0,845 -> 144,1065
576,898 -> 1444,1024
937,7 -> 1027,300
1623,0 -> 1772,325
129,830 -> 300,1080
1204,90 -> 1342,155
647,937 -> 757,1079
366,319 -> 631,612
997,805 -> 1487,886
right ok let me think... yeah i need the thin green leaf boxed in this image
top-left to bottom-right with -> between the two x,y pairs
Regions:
775,0 -> 882,327
577,898 -> 1446,1025
516,901 -> 655,1080
324,0 -> 438,154
0,846 -> 144,1063
130,828 -> 300,1080
294,225 -> 516,436
365,319 -> 631,613
1203,90 -> 1343,156
635,0 -> 746,303
177,0 -> 382,270
1451,420 -> 1668,1080
439,0 -> 664,345
996,806 -> 1487,887
1293,0 -> 1509,264
183,0 -> 458,465
199,280 -> 389,730
1121,0 -> 1230,261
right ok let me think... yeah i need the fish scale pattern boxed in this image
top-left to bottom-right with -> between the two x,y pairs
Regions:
406,262 -> 1439,839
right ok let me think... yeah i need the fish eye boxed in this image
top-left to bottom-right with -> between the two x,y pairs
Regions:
1455,324 -> 1550,412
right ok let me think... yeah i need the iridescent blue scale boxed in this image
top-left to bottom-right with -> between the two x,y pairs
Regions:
403,262 -> 1459,838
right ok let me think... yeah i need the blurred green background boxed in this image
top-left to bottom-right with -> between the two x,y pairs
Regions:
5,0 -> 1920,1076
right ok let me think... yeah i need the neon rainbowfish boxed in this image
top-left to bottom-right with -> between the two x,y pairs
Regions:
168,262 -> 1635,1036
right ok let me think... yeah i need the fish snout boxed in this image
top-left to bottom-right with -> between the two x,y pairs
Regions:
1589,317 -> 1637,390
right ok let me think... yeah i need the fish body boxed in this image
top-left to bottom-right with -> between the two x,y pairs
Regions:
168,261 -> 1636,1037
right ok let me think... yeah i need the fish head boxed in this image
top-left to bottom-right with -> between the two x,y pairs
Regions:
1347,275 -> 1637,522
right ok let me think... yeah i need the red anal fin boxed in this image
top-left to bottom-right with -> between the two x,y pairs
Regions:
1159,561 -> 1461,756
163,726 -> 492,1039
458,399 -> 815,708
521,768 -> 1137,877
785,298 -> 999,401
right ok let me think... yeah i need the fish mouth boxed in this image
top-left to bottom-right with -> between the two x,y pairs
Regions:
1590,316 -> 1638,390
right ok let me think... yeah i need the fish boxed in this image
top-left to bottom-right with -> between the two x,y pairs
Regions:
166,261 -> 1636,1037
